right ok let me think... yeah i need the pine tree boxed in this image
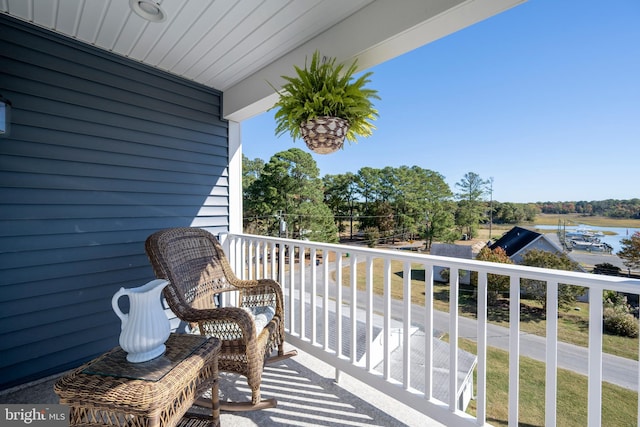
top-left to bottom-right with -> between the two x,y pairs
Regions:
245,148 -> 338,243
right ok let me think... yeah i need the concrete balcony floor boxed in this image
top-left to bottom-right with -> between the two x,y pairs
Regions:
0,343 -> 444,427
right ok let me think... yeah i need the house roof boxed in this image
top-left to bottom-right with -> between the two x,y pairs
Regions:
489,226 -> 541,257
430,243 -> 473,259
1,0 -> 526,121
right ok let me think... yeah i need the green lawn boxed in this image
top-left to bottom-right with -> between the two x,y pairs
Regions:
458,338 -> 637,426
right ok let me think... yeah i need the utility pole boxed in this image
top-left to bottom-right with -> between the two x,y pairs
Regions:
488,177 -> 494,240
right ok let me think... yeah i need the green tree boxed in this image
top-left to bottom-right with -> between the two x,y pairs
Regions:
492,202 -> 526,224
360,200 -> 395,243
617,231 -> 640,272
472,246 -> 513,305
455,172 -> 488,239
520,249 -> 585,311
242,155 -> 265,195
356,165 -> 455,248
392,166 -> 454,244
355,167 -> 383,204
245,148 -> 338,242
363,226 -> 380,248
417,168 -> 455,250
523,203 -> 540,222
242,155 -> 266,233
426,201 -> 459,248
323,172 -> 358,238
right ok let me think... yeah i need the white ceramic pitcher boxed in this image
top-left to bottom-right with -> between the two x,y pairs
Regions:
111,279 -> 171,363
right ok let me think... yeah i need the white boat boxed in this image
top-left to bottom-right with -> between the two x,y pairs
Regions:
566,227 -> 595,238
570,240 -> 610,251
566,226 -> 605,240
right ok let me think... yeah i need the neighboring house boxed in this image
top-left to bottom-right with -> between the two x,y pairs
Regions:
490,226 -> 588,303
489,226 -> 567,264
489,227 -> 586,282
430,243 -> 473,285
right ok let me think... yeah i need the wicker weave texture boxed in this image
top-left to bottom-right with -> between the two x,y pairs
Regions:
54,334 -> 220,427
300,116 -> 349,154
145,227 -> 287,405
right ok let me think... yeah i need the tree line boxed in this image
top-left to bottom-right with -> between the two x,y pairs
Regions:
243,149 -> 525,245
539,199 -> 640,219
243,149 -> 638,244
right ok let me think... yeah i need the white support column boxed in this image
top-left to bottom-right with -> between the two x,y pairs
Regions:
227,120 -> 243,234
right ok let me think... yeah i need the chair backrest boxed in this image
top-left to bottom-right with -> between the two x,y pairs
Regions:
145,227 -> 237,319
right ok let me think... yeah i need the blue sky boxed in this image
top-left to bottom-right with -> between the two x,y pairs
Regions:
242,0 -> 639,204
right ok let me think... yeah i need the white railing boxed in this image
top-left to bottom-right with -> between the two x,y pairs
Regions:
220,233 -> 640,427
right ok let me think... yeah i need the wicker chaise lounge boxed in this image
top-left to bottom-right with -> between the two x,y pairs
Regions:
145,227 -> 296,411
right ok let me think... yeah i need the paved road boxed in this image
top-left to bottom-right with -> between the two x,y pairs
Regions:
298,258 -> 639,392
430,308 -> 638,391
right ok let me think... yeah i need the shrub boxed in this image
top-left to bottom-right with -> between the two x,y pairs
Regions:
472,247 -> 513,305
363,227 -> 380,248
520,249 -> 585,311
594,263 -> 622,276
603,304 -> 639,338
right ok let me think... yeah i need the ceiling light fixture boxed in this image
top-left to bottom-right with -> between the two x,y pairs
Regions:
129,0 -> 167,23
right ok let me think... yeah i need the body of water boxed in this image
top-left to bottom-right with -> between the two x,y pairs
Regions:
535,224 -> 639,254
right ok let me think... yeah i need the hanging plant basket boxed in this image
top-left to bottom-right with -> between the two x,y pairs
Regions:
299,116 -> 350,154
268,51 -> 380,155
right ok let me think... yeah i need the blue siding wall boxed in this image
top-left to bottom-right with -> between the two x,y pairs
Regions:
0,15 -> 229,389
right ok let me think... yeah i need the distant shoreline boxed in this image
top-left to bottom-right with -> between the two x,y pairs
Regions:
532,213 -> 640,229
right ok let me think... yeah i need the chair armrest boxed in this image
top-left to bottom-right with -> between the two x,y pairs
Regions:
235,279 -> 284,320
182,306 -> 257,343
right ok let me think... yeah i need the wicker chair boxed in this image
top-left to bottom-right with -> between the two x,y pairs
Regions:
145,227 -> 296,410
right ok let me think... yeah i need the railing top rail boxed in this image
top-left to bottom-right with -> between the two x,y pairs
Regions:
225,233 -> 640,294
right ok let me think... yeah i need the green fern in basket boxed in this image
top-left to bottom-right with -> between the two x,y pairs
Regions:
270,50 -> 380,143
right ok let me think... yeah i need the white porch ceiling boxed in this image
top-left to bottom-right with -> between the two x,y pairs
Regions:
1,0 -> 526,121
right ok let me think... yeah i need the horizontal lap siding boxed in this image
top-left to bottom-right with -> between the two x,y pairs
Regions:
0,15 -> 229,389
